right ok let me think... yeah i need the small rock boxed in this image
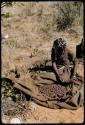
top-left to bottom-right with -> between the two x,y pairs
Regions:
4,34 -> 9,39
10,118 -> 21,124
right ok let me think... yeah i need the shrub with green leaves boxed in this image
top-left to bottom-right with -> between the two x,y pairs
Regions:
1,12 -> 10,18
1,80 -> 14,97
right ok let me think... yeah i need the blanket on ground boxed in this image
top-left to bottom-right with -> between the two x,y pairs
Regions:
3,59 -> 84,110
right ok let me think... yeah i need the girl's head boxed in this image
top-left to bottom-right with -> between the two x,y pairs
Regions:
53,38 -> 66,50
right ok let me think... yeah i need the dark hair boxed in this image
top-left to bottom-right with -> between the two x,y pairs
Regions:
52,38 -> 66,62
76,38 -> 84,58
53,38 -> 66,49
81,38 -> 84,46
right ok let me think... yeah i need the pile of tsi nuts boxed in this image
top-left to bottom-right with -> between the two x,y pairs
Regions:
38,84 -> 67,99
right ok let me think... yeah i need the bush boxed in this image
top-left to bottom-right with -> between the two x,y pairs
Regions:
1,2 -> 13,8
1,12 -> 10,18
56,2 -> 83,31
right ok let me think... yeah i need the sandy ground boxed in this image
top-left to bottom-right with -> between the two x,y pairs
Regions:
1,2 -> 84,124
2,101 -> 84,124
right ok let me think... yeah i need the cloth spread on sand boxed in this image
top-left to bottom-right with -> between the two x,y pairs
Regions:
5,60 -> 84,110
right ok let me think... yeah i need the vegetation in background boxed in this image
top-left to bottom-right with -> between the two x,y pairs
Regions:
1,12 -> 10,18
31,2 -> 83,33
1,2 -> 14,8
56,2 -> 83,31
1,2 -> 83,33
1,2 -> 13,18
